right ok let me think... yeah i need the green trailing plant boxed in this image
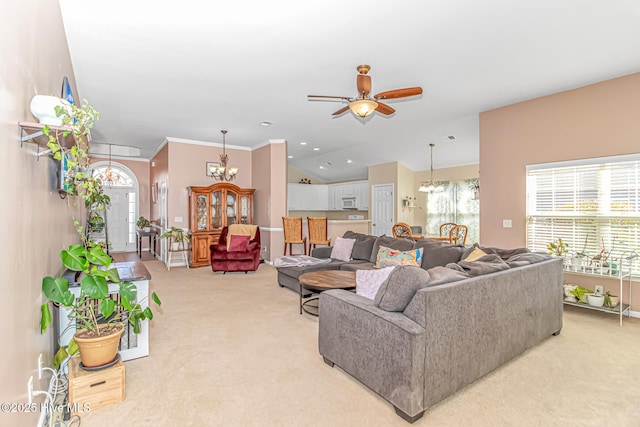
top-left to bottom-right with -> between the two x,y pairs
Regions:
136,216 -> 151,229
547,238 -> 569,257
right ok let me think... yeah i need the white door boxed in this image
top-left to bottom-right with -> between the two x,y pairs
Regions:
371,184 -> 394,236
104,188 -> 135,252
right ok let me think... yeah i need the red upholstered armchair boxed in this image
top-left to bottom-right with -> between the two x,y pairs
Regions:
210,225 -> 261,273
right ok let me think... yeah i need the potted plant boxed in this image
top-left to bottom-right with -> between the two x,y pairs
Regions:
604,291 -> 620,308
39,100 -> 161,368
569,286 -> 593,304
137,216 -> 151,232
40,238 -> 161,368
547,238 -> 569,257
161,226 -> 190,251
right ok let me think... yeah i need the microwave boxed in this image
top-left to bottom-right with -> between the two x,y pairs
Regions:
341,197 -> 357,210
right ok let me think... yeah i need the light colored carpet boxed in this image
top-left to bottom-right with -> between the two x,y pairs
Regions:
80,259 -> 640,426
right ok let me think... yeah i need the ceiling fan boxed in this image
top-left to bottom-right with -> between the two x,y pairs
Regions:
308,64 -> 423,118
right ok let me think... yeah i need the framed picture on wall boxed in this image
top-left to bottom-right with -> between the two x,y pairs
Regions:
152,183 -> 158,203
206,162 -> 220,177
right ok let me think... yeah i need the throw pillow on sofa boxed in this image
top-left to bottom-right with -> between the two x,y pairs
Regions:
369,235 -> 415,263
413,238 -> 465,269
374,266 -> 430,312
462,246 -> 487,261
330,237 -> 356,261
355,266 -> 396,300
375,246 -> 423,268
343,231 -> 377,261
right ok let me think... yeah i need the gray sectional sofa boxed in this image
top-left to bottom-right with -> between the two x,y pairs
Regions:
275,231 -> 564,423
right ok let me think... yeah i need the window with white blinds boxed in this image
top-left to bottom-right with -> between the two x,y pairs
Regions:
526,155 -> 640,272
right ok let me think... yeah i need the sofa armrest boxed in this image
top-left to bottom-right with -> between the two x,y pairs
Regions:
247,241 -> 260,251
311,246 -> 332,259
210,244 -> 227,252
318,289 -> 425,418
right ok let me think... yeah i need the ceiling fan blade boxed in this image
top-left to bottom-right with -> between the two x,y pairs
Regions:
374,87 -> 423,100
308,95 -> 351,100
375,102 -> 395,115
357,74 -> 371,96
332,105 -> 350,116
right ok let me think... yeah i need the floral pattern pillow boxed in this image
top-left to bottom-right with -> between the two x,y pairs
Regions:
375,245 -> 423,268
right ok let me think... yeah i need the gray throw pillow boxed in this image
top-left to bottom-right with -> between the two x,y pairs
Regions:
374,266 -> 430,312
343,231 -> 377,261
369,235 -> 415,263
414,238 -> 465,269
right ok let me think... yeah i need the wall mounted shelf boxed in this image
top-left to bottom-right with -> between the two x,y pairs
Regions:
18,121 -> 76,158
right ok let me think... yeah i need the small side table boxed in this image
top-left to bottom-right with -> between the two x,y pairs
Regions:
298,270 -> 356,316
136,229 -> 157,258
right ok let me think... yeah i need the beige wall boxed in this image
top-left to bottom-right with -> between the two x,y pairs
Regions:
166,142 -> 252,229
1,1 -> 80,422
253,142 -> 288,262
150,144 -> 169,224
480,71 -> 640,309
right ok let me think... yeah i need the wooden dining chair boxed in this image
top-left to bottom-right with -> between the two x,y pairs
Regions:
450,224 -> 468,245
282,217 -> 307,255
392,222 -> 413,239
307,217 -> 331,255
439,223 -> 457,240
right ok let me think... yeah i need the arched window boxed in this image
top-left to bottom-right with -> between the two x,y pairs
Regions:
92,165 -> 135,187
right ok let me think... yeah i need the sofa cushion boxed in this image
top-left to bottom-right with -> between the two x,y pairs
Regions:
369,235 -> 415,263
461,243 -> 531,261
375,246 -> 423,268
374,266 -> 430,312
331,237 -> 356,261
413,238 -> 465,269
339,261 -> 376,272
343,231 -> 378,261
355,266 -> 396,300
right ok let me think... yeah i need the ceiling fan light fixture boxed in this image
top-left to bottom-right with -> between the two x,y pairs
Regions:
349,99 -> 378,118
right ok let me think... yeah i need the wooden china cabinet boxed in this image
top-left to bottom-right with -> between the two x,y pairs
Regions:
188,182 -> 255,267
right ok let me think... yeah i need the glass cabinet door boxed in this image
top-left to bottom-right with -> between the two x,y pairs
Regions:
226,192 -> 237,225
211,191 -> 222,229
240,196 -> 250,224
196,194 -> 208,230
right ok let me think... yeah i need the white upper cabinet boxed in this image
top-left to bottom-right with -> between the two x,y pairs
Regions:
288,181 -> 368,211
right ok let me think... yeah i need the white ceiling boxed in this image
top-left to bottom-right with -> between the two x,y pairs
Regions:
59,0 -> 640,182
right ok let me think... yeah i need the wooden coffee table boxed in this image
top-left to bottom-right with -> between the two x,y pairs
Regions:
298,270 -> 356,316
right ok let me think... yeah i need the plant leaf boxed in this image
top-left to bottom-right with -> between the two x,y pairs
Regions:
100,299 -> 115,319
86,246 -> 112,267
40,303 -> 52,333
143,307 -> 153,320
151,292 -> 162,306
42,277 -> 74,306
61,245 -> 88,271
119,281 -> 137,302
53,347 -> 68,370
80,274 -> 108,299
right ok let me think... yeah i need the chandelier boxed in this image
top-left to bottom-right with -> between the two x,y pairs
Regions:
418,143 -> 443,193
96,144 -> 121,187
210,130 -> 238,181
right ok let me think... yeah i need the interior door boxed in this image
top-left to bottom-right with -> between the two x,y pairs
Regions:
104,188 -> 134,252
371,184 -> 394,236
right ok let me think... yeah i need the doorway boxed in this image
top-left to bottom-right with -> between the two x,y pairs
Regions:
91,162 -> 138,253
371,183 -> 394,236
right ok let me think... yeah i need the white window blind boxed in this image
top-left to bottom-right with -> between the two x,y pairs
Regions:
526,157 -> 640,272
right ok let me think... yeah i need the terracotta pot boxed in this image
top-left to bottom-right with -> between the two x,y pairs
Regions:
74,323 -> 124,368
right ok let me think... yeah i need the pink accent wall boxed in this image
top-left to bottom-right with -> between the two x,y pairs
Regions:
480,72 -> 640,309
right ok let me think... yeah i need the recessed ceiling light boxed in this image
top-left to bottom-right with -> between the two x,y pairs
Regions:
288,155 -> 293,159
314,148 -> 320,151
260,121 -> 274,127
319,166 -> 324,169
347,159 -> 353,164
300,142 -> 307,145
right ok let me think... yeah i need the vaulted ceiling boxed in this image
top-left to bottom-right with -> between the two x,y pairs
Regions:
59,0 -> 640,182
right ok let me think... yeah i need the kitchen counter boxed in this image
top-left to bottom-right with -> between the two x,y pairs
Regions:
299,219 -> 371,243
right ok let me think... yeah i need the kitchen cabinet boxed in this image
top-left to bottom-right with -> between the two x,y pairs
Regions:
288,184 -> 328,210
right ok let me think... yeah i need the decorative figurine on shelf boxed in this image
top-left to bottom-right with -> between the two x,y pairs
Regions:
299,178 -> 311,184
